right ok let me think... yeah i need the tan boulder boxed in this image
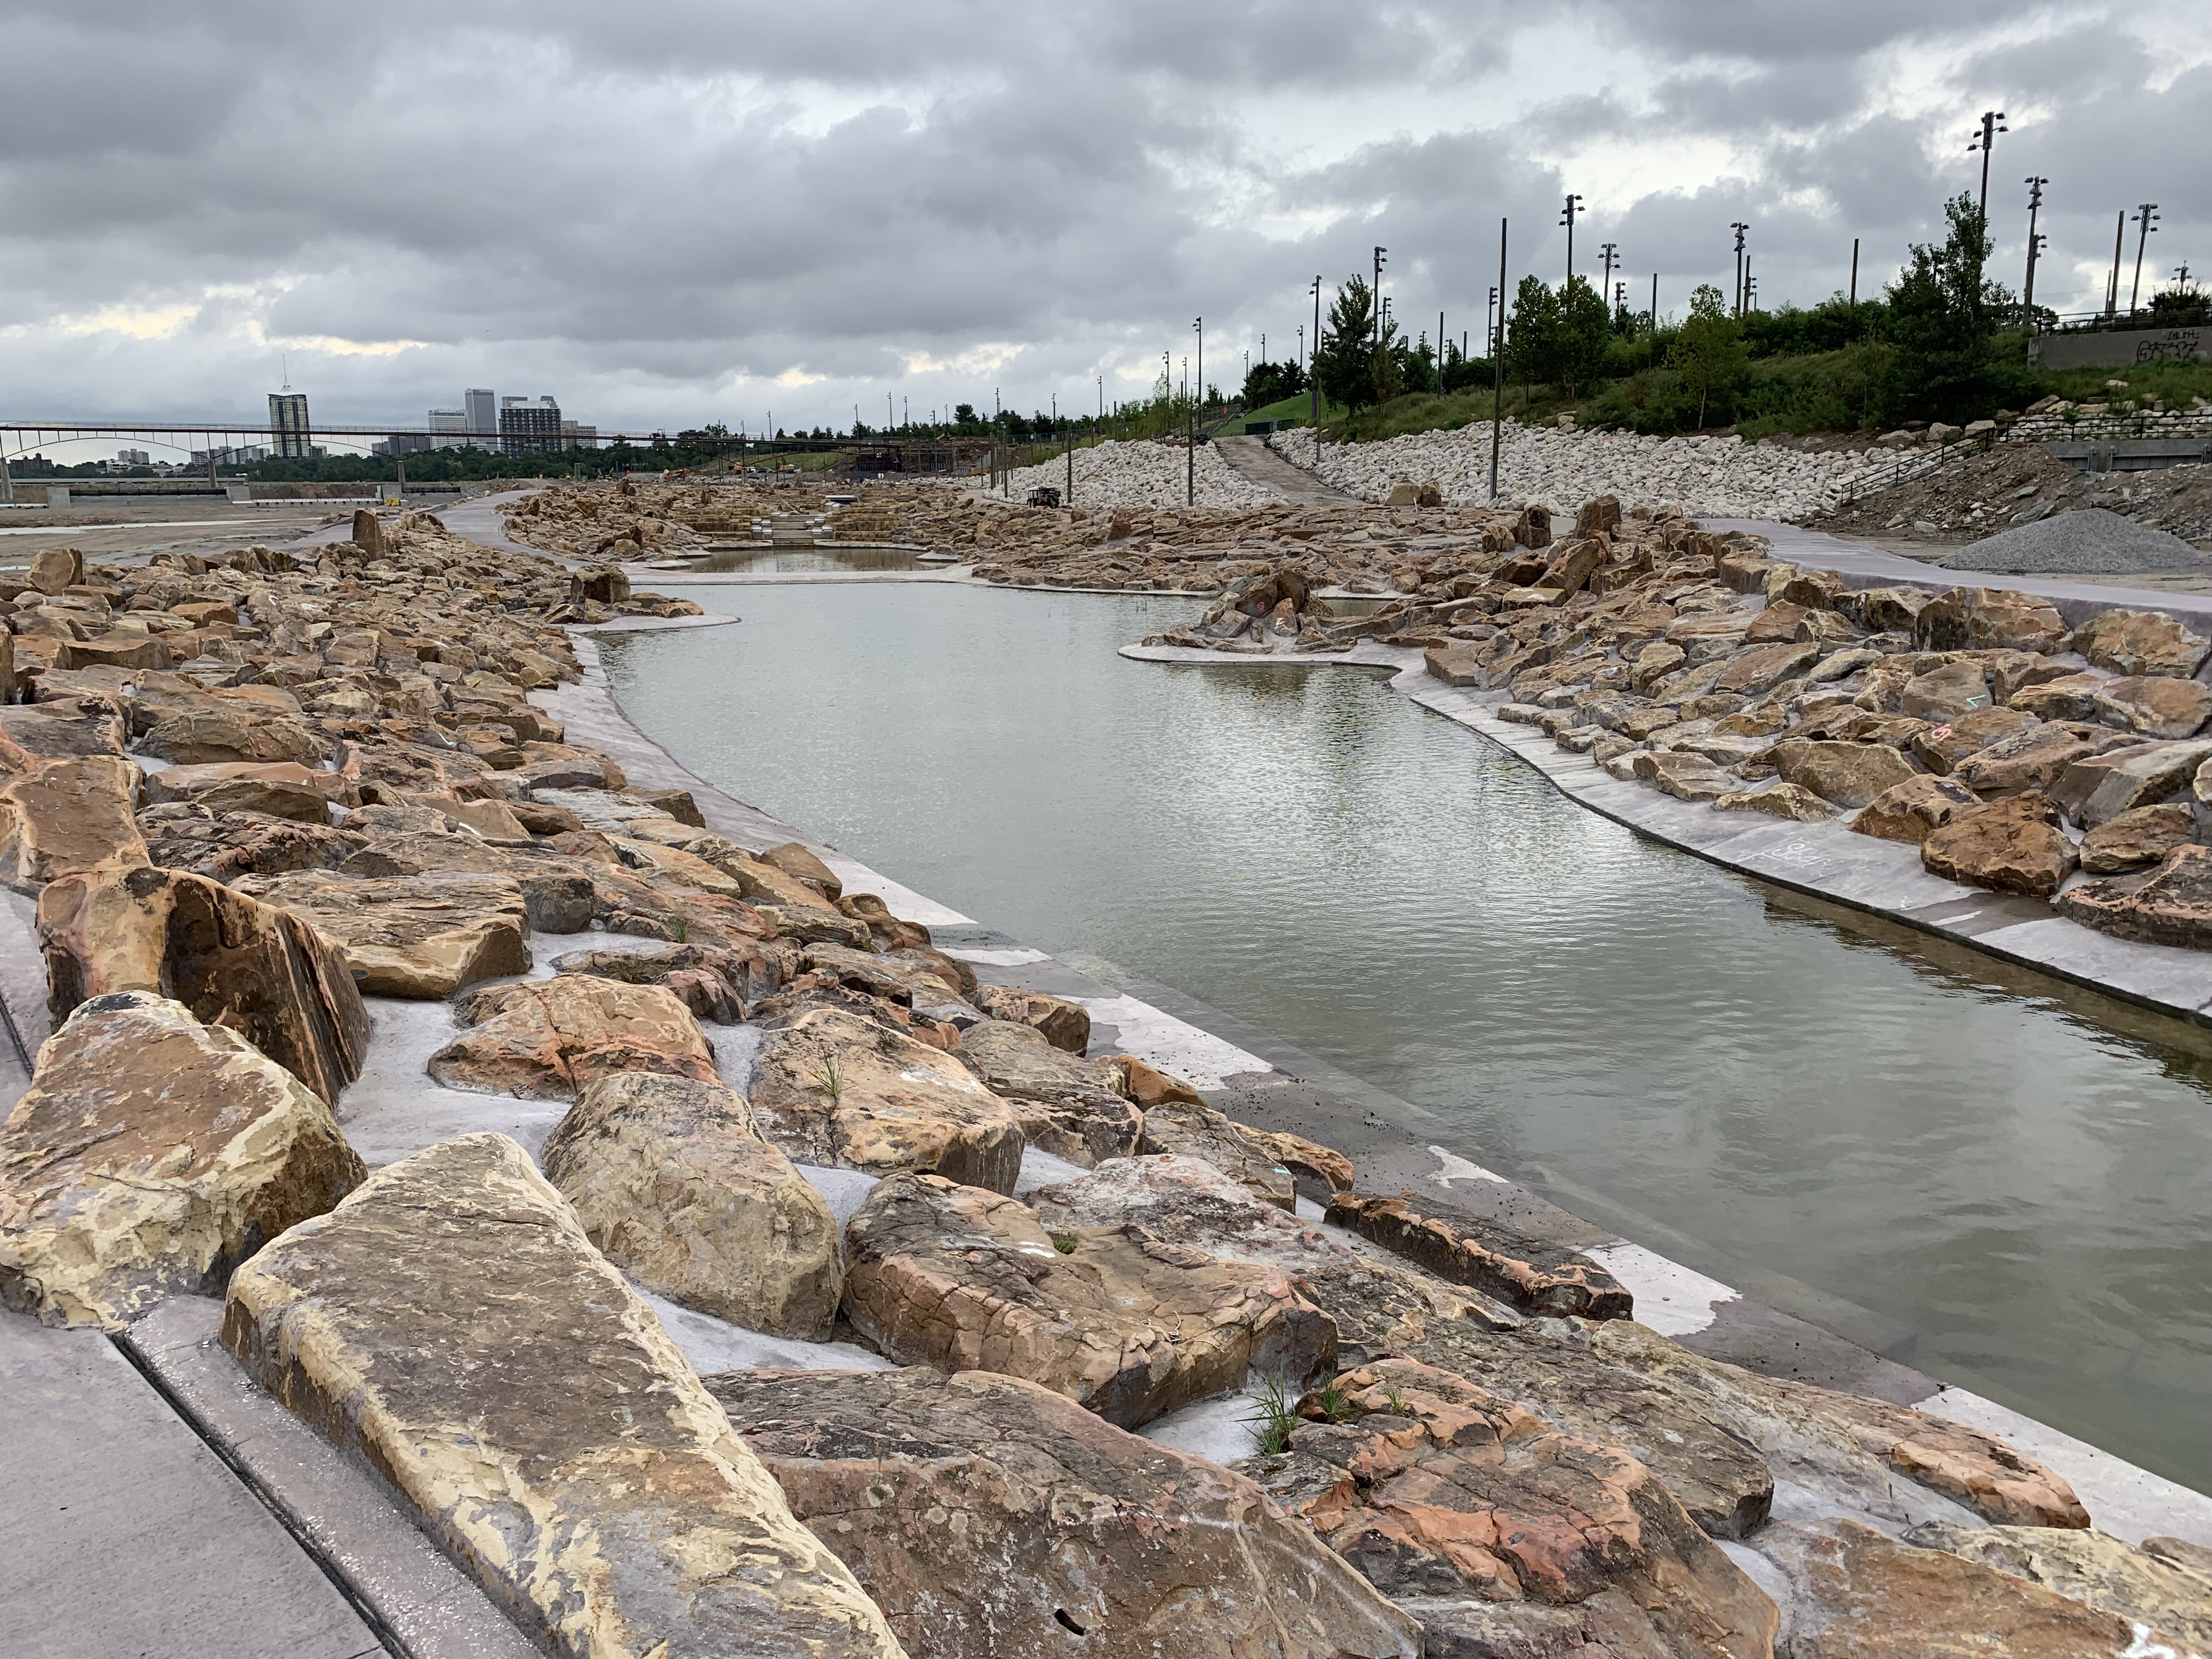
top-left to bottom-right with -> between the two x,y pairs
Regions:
1899,658 -> 1995,720
1921,792 -> 2076,898
728,852 -> 847,914
712,1367 -> 1420,1659
1538,536 -> 1606,597
1711,640 -> 1820,695
28,544 -> 84,595
0,991 -> 362,1328
1951,722 -> 2102,795
2070,607 -> 2212,678
1742,600 -> 1809,644
2079,803 -> 2195,873
1770,738 -> 1918,809
59,635 -> 175,673
760,840 -> 842,898
1754,1519 -> 2131,1657
1713,782 -> 1838,821
1914,586 -> 2067,653
430,976 -> 715,1099
1909,705 -> 2038,773
1233,1122 -> 1357,1196
1325,1190 -> 1629,1319
1848,585 -> 1932,631
144,760 -> 343,822
956,1019 -> 1141,1168
1631,748 -> 1734,800
1630,641 -> 1685,692
1850,775 -> 1982,843
2091,673 -> 2212,738
1237,1359 -> 1776,1659
2006,670 -> 2107,721
1907,1522 -> 2212,1651
2050,738 -> 2212,826
230,870 -> 531,997
843,1173 -> 1335,1428
1421,643 -> 1486,687
542,1072 -> 840,1338
222,1133 -> 901,1659
37,865 -> 368,1107
795,941 -> 964,1009
2058,843 -> 2212,949
0,698 -> 128,765
552,939 -> 785,1023
968,981 -> 1090,1051
751,1005 -> 1024,1193
1138,1100 -> 1299,1210
140,709 -> 320,766
0,755 -> 148,892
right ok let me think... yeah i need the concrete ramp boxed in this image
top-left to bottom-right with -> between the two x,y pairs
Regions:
1212,433 -> 1361,505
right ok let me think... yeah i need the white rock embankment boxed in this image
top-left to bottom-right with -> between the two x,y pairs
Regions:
997,438 -> 1278,510
1284,421 -> 1898,520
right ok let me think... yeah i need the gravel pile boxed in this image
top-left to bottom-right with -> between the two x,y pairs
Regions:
1275,420 -> 1892,520
1937,507 -> 2212,574
996,438 -> 1278,510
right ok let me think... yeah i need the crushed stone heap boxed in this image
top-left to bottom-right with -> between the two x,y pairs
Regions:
1938,507 -> 2212,575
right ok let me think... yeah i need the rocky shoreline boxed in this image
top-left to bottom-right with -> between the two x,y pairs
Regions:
2,501 -> 2210,1656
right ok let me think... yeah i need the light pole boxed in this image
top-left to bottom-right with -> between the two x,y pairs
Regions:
1968,110 -> 2008,218
1194,317 -> 1203,417
1849,237 -> 1859,307
1730,222 -> 1749,318
2130,205 -> 2161,316
2022,177 -> 2049,321
2107,210 -> 2126,317
1598,240 -> 1618,307
1485,285 -> 1498,362
1490,217 -> 1508,501
1372,247 -> 1387,352
1560,193 -> 1584,285
1311,275 -> 1323,462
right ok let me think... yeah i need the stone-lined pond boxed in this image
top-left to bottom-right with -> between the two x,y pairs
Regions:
600,580 -> 2212,1492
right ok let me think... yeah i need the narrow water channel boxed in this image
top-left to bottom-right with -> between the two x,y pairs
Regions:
601,582 -> 2212,1493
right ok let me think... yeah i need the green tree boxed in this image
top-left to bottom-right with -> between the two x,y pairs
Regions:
1556,275 -> 1610,398
1315,275 -> 1395,413
1504,275 -> 1562,387
1877,193 -> 2034,424
1667,283 -> 1747,428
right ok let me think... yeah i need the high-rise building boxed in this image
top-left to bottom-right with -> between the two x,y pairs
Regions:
560,420 -> 599,449
116,448 -> 150,465
429,408 -> 468,449
268,388 -> 311,458
464,388 -> 496,447
500,394 -> 562,456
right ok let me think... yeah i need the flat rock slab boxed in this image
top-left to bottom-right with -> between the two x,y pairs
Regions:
751,1005 -> 1024,1193
0,755 -> 148,894
843,1171 -> 1336,1429
1753,1519 -> 2136,1657
0,991 -> 362,1329
1237,1358 -> 1778,1659
1904,1521 -> 2212,1651
429,975 -> 716,1099
710,1366 -> 1420,1659
954,1018 -> 1140,1167
1325,1189 -> 1631,1319
1137,1099 -> 1298,1210
223,1132 -> 903,1659
232,870 -> 532,997
0,1307 -> 382,1659
541,1072 -> 841,1339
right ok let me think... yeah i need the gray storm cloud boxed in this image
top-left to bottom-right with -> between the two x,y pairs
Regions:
0,1 -> 2202,441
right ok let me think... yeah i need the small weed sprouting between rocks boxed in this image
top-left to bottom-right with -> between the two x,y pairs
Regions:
1051,1233 -> 1079,1255
1313,1380 -> 1356,1424
812,1055 -> 843,1101
1244,1376 -> 1298,1456
1380,1382 -> 1409,1416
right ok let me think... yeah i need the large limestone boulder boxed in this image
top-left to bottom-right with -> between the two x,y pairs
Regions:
2050,738 -> 2212,827
1951,721 -> 2105,796
956,1018 -> 1141,1167
1632,748 -> 1735,800
428,976 -> 716,1099
552,939 -> 784,1023
2069,608 -> 2212,678
37,865 -> 368,1107
1236,1359 -> 1778,1659
1850,775 -> 1980,843
0,755 -> 148,892
140,708 -> 320,766
2058,843 -> 2212,949
1770,739 -> 1918,809
1909,705 -> 2036,774
2091,674 -> 2212,738
0,991 -> 362,1328
1920,792 -> 2076,898
1898,658 -> 1993,720
751,1005 -> 1024,1194
842,1172 -> 1336,1428
0,697 -> 128,765
2079,803 -> 2194,873
28,543 -> 84,594
1137,1100 -> 1301,1210
144,760 -> 345,822
1710,641 -> 1820,696
222,1133 -> 902,1659
542,1072 -> 840,1339
712,1367 -> 1420,1659
1325,1190 -> 1630,1318
1902,1522 -> 2212,1651
231,870 -> 531,997
1914,587 -> 2067,653
968,981 -> 1091,1052
1753,1519 -> 2134,1656
2007,670 -> 2108,721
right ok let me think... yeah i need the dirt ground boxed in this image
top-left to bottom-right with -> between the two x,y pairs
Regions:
0,499 -> 340,568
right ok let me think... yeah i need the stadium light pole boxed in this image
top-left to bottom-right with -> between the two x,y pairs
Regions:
1967,110 -> 2008,218
1730,222 -> 1749,318
2130,205 -> 2161,316
1598,240 -> 1618,307
1560,194 -> 1584,285
1311,275 -> 1323,463
1490,217 -> 1508,502
2022,177 -> 2050,320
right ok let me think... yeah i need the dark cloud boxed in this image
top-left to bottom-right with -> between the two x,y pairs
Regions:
0,1 -> 2202,441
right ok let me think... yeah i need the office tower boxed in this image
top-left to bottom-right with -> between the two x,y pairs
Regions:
499,394 -> 562,456
429,408 -> 467,449
464,388 -> 496,447
269,389 -> 311,458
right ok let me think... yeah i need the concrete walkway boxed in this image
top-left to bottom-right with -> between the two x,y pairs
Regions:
1213,433 -> 1361,504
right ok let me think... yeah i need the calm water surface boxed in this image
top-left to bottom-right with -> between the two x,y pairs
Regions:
603,582 -> 2212,1491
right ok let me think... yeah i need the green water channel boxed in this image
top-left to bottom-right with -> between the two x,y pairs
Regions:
600,581 -> 2212,1493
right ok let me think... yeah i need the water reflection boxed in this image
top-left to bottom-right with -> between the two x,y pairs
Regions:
687,547 -> 924,574
601,582 -> 2212,1491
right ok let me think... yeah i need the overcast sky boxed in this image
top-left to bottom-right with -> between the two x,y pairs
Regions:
2,2 -> 2205,453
